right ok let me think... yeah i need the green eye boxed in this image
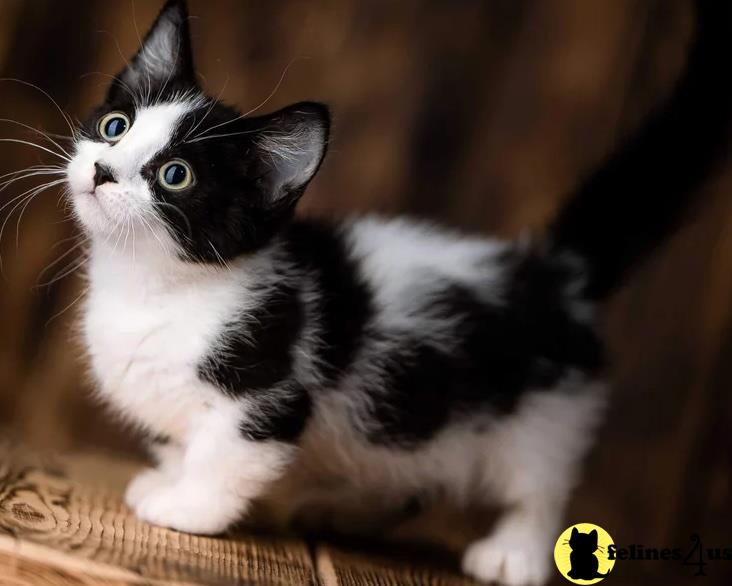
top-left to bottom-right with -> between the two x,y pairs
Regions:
98,112 -> 130,142
158,159 -> 194,191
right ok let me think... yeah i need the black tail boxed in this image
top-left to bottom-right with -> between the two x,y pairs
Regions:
548,0 -> 732,300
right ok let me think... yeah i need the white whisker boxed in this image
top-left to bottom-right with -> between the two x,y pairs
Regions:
183,75 -> 230,142
190,57 -> 303,140
207,239 -> 232,273
80,71 -> 140,108
46,285 -> 89,326
0,78 -> 77,139
38,253 -> 89,288
38,236 -> 90,284
0,118 -> 73,159
0,138 -> 70,162
152,200 -> 193,237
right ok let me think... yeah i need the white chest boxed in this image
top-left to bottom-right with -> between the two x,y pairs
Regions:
83,251 -> 245,440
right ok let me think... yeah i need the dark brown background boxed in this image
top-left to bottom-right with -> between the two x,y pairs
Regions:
0,1 -> 730,584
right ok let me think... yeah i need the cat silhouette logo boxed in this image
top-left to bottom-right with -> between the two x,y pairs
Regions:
554,523 -> 616,584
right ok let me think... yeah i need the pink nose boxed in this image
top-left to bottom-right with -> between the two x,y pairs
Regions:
93,162 -> 116,188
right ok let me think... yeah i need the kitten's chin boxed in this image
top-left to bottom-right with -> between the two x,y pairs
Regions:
71,191 -> 116,237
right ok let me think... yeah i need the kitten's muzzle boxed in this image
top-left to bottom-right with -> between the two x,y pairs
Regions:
93,162 -> 116,188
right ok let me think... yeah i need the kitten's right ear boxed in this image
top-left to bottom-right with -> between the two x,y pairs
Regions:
571,527 -> 579,537
108,0 -> 197,102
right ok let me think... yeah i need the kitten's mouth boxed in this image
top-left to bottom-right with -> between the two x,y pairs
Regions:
76,188 -> 110,221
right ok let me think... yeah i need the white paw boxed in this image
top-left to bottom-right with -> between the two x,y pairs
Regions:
462,536 -> 551,586
124,468 -> 172,509
132,482 -> 242,535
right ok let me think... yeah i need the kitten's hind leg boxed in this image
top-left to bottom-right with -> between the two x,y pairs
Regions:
462,504 -> 560,586
462,384 -> 605,586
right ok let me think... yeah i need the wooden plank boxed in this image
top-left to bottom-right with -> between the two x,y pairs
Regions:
0,446 -> 316,585
314,544 -> 478,586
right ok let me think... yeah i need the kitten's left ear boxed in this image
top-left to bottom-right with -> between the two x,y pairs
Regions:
248,101 -> 330,209
110,0 -> 196,100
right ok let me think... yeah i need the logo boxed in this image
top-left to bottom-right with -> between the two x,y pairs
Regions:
554,523 -> 616,584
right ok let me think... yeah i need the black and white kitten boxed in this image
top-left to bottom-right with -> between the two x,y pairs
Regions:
63,1 -> 730,585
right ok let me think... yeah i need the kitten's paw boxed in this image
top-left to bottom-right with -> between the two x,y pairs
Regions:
462,536 -> 550,586
124,468 -> 171,509
133,483 -> 242,535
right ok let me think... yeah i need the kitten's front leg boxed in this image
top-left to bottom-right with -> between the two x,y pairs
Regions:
125,439 -> 184,509
131,403 -> 297,535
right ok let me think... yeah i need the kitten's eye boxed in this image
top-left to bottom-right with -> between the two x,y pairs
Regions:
98,112 -> 130,142
158,159 -> 194,191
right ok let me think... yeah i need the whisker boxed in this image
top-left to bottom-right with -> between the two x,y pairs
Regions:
0,179 -> 65,274
80,71 -> 140,108
46,285 -> 90,326
38,253 -> 89,288
37,236 -> 90,284
137,213 -> 171,256
183,75 -> 230,141
122,216 -> 132,252
0,138 -> 70,162
0,179 -> 66,244
151,200 -> 193,237
208,239 -> 232,273
0,78 -> 77,139
0,178 -> 65,215
186,128 -> 260,144
130,0 -> 143,49
0,165 -> 64,186
0,119 -> 73,159
190,57 -> 304,140
131,219 -> 137,265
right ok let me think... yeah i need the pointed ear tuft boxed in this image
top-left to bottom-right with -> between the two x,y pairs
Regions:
253,102 -> 330,204
111,0 -> 196,99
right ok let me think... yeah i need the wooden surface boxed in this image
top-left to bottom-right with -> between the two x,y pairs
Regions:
0,449 -> 316,585
0,445 -> 487,585
0,445 -> 722,586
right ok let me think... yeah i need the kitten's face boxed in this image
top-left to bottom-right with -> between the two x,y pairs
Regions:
66,0 -> 328,263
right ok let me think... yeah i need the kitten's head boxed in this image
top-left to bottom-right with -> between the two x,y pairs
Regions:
66,0 -> 329,262
568,527 -> 599,553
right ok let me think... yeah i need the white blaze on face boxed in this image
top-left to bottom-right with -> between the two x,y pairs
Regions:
66,102 -> 192,238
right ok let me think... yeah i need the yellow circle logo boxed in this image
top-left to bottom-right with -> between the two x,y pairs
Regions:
554,523 -> 616,584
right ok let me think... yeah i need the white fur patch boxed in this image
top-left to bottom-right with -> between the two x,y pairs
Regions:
67,101 -> 198,243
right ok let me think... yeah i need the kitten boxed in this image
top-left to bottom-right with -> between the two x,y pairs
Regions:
62,1 -> 730,585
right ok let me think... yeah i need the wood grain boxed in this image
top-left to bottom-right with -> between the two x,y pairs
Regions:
0,446 -> 317,585
0,446 -> 495,586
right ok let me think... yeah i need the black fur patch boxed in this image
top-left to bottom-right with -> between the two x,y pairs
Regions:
284,219 -> 374,381
238,383 -> 312,443
199,282 -> 304,394
198,282 -> 311,443
362,250 -> 603,447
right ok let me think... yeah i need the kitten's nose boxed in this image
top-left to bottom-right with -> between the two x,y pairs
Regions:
93,162 -> 116,188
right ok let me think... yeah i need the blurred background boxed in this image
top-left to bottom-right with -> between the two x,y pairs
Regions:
0,0 -> 730,583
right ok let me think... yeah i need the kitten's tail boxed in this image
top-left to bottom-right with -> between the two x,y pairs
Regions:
547,0 -> 732,301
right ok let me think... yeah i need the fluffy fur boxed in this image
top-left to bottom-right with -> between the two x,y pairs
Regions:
62,1 -> 731,585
